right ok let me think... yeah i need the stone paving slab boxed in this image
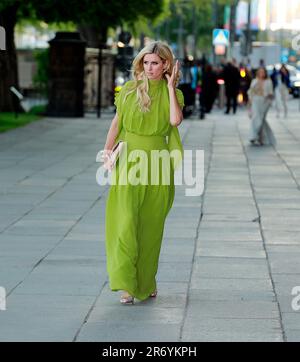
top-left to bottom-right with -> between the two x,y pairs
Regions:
182,317 -> 283,342
0,294 -> 95,342
77,321 -> 181,342
196,244 -> 266,259
191,257 -> 270,280
12,261 -> 106,296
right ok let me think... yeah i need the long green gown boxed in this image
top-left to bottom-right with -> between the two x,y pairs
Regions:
105,78 -> 184,301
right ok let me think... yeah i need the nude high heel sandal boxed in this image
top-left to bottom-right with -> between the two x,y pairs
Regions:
149,290 -> 157,298
120,294 -> 135,305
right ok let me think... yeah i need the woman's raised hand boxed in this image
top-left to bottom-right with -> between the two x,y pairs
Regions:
165,60 -> 179,89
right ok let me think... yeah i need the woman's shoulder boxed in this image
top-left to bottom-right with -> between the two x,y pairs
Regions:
117,80 -> 134,92
125,79 -> 136,86
122,80 -> 136,90
117,80 -> 137,100
249,78 -> 258,87
114,80 -> 136,109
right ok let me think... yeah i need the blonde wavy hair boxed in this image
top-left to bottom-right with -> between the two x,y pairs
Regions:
124,41 -> 180,112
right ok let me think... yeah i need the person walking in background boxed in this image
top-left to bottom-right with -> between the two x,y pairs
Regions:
190,60 -> 199,114
239,63 -> 252,105
198,58 -> 206,119
102,41 -> 184,305
259,59 -> 265,68
248,67 -> 275,146
271,64 -> 290,118
201,63 -> 218,114
223,59 -> 240,114
178,56 -> 194,118
190,60 -> 199,92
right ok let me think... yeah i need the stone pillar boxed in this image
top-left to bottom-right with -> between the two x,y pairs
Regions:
47,32 -> 86,117
84,48 -> 115,111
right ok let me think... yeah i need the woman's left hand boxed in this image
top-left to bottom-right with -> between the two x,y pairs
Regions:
165,60 -> 179,89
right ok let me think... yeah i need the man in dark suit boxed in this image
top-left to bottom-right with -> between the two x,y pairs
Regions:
223,59 -> 240,114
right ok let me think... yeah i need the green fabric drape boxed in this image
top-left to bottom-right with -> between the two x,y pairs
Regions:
105,78 -> 184,301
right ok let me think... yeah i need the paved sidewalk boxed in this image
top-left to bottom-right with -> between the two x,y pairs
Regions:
0,99 -> 300,342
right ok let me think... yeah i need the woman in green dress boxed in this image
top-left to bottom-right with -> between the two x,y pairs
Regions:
102,41 -> 184,304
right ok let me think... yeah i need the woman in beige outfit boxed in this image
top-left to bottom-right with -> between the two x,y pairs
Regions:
248,67 -> 275,146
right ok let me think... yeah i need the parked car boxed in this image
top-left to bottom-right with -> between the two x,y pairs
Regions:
266,64 -> 300,98
290,69 -> 300,98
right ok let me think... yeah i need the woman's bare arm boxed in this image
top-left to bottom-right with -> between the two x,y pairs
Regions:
168,87 -> 183,126
166,60 -> 183,127
103,113 -> 119,151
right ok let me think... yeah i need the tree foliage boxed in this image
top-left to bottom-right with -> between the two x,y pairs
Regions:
29,0 -> 163,30
144,0 -> 236,54
0,0 -> 164,111
1,0 -> 164,28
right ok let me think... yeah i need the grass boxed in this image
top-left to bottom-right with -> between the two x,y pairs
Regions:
0,105 -> 46,133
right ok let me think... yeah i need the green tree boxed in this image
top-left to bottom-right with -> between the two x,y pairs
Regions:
31,0 -> 163,46
147,0 -> 234,55
0,0 -> 163,112
0,1 -> 24,112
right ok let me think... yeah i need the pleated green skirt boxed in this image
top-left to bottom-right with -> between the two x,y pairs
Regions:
105,131 -> 175,301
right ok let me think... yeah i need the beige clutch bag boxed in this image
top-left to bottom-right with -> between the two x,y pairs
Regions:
100,141 -> 124,172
